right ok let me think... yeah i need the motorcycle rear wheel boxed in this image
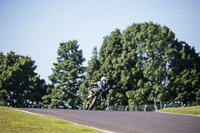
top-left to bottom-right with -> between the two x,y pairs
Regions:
85,104 -> 89,110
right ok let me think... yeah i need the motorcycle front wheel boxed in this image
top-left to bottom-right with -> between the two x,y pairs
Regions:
88,95 -> 98,110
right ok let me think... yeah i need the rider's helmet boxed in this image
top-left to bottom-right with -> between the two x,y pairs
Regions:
101,77 -> 107,83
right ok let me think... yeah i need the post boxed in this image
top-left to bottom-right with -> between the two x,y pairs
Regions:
163,104 -> 166,109
160,101 -> 162,109
154,97 -> 157,111
125,106 -> 128,111
105,92 -> 109,111
143,105 -> 148,112
106,97 -> 109,111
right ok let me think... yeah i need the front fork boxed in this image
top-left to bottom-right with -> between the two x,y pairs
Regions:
87,92 -> 102,105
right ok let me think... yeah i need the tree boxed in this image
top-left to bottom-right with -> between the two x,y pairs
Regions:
99,29 -> 126,107
125,23 -> 178,105
0,51 -> 47,107
43,40 -> 85,109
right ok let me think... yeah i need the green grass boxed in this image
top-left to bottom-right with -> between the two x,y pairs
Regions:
157,106 -> 200,116
0,106 -> 104,133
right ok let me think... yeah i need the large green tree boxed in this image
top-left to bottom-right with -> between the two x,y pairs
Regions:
99,29 -> 126,107
0,51 -> 47,107
91,22 -> 200,108
124,22 -> 178,105
43,40 -> 85,109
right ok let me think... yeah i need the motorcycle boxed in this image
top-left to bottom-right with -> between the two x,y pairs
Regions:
85,88 -> 103,110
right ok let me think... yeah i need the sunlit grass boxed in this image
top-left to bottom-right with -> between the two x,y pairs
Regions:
0,106 -> 104,133
157,106 -> 200,115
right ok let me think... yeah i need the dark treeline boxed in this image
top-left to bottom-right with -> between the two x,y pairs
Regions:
1,22 -> 200,108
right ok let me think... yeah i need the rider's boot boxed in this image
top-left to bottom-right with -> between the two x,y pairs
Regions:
86,91 -> 93,100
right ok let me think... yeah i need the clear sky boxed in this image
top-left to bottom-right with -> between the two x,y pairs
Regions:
1,0 -> 200,83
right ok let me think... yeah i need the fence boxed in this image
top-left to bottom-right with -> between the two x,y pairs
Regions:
104,102 -> 199,112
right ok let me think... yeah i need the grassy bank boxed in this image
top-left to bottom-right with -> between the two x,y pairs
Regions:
0,106 -> 104,133
157,106 -> 200,116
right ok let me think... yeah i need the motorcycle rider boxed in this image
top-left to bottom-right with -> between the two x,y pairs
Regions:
86,77 -> 110,100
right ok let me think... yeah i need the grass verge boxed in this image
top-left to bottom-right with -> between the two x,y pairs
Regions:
157,106 -> 200,116
0,106 -> 104,133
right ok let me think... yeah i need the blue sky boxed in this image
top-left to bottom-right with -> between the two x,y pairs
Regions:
1,0 -> 200,83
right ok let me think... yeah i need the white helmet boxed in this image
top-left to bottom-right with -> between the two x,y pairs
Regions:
101,77 -> 107,82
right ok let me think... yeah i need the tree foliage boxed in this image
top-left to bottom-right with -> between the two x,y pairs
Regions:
82,22 -> 200,108
79,47 -> 100,105
0,51 -> 47,107
167,42 -> 200,104
2,22 -> 199,109
43,40 -> 85,109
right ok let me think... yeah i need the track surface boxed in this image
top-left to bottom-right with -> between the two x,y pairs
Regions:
17,108 -> 200,133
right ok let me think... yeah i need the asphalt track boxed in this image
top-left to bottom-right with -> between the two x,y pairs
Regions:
17,108 -> 200,133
